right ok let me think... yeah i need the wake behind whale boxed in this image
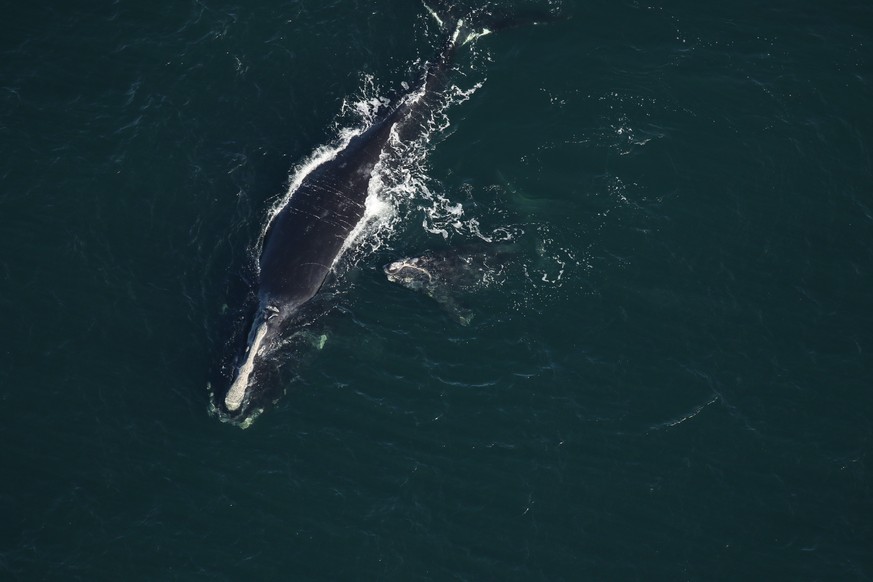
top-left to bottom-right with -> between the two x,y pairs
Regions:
211,3 -> 557,426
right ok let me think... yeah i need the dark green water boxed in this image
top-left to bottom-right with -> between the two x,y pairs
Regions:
2,0 -> 872,579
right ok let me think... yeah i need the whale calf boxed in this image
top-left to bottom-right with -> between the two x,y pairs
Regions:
384,244 -> 517,325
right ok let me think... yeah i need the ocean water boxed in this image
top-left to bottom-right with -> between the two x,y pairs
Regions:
2,0 -> 871,579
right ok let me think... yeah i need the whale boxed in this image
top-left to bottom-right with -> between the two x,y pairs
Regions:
215,3 -> 558,424
217,10 -> 482,421
384,244 -> 518,325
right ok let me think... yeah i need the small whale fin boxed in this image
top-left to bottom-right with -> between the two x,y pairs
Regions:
311,333 -> 328,350
288,330 -> 329,350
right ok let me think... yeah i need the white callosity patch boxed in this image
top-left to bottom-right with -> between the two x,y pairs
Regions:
385,260 -> 433,284
225,321 -> 269,411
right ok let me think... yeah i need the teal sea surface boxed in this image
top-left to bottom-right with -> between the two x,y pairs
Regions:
2,0 -> 872,579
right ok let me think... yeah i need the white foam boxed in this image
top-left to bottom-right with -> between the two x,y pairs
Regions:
463,28 -> 491,46
423,2 -> 444,28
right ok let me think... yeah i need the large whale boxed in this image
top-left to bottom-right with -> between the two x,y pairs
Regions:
216,4 -> 555,423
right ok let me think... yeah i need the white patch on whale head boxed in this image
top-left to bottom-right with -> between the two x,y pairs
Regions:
384,259 -> 433,285
225,321 -> 270,412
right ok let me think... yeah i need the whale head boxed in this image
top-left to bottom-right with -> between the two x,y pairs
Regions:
384,258 -> 433,291
221,301 -> 291,420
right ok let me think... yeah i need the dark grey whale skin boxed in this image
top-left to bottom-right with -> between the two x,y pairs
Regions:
257,15 -> 476,308
218,16 -> 467,420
